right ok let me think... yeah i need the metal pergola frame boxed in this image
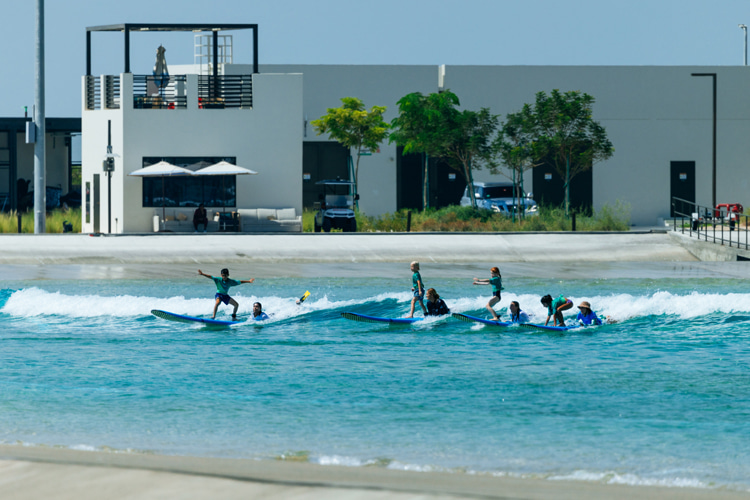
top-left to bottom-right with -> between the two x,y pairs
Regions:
86,23 -> 259,77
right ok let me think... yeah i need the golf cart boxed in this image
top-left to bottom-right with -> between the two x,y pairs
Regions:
314,179 -> 358,232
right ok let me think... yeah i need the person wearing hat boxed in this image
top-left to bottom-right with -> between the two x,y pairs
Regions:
576,301 -> 602,326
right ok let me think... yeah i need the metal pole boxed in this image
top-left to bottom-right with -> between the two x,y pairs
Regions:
691,73 -> 717,210
740,25 -> 748,66
34,0 -> 46,233
107,121 -> 112,234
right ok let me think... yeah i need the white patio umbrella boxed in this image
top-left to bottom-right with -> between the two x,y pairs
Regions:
193,161 -> 258,176
129,161 -> 194,229
193,161 -> 258,214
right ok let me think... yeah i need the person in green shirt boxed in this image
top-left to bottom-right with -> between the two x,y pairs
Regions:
406,261 -> 427,318
198,268 -> 255,320
541,294 -> 573,326
473,266 -> 503,320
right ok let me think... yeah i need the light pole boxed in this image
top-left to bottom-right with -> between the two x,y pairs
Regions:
740,24 -> 747,66
691,73 -> 717,209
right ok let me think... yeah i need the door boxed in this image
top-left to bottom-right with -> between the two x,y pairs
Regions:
532,160 -> 593,213
670,161 -> 695,217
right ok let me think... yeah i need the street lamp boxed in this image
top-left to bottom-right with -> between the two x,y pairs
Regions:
691,73 -> 717,209
740,24 -> 747,66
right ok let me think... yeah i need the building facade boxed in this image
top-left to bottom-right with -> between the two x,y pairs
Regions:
80,24 -> 750,231
264,64 -> 750,226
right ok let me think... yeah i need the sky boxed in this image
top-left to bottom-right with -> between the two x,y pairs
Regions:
1,0 -> 749,117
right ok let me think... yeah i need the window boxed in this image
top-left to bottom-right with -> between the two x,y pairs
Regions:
141,156 -> 237,208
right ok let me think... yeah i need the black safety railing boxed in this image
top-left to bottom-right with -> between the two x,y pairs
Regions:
104,75 -> 120,109
197,75 -> 253,109
84,75 -> 101,110
672,196 -> 749,250
132,75 -> 187,109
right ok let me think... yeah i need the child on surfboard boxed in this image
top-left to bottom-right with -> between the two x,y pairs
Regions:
473,267 -> 503,320
541,294 -> 573,326
406,261 -> 427,318
198,268 -> 254,320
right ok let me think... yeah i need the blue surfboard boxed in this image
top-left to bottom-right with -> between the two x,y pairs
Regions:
341,312 -> 422,324
151,309 -> 241,326
451,313 -> 513,327
452,313 -> 580,331
517,322 -> 580,332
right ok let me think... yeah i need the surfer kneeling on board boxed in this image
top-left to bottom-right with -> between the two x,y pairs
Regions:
252,302 -> 270,321
424,288 -> 450,316
541,294 -> 573,327
509,301 -> 530,323
198,268 -> 254,320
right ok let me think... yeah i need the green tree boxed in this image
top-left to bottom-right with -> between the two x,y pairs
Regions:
311,97 -> 389,199
529,90 -> 614,215
492,108 -> 543,220
389,90 -> 497,210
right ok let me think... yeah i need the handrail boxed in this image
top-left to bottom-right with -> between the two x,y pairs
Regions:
132,74 -> 187,109
671,196 -> 748,250
197,75 -> 253,109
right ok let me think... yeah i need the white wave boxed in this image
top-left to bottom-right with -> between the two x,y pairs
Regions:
549,469 -> 709,489
4,287 -> 750,323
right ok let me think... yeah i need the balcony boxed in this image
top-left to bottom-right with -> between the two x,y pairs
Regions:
84,73 -> 253,111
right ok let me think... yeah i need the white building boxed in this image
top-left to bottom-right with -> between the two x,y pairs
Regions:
81,23 -> 750,231
81,24 -> 302,233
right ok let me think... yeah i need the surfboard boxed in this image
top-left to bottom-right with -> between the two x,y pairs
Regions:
151,309 -> 241,326
297,291 -> 311,304
451,313 -> 513,327
452,313 -> 580,331
341,312 -> 422,324
516,322 -> 580,332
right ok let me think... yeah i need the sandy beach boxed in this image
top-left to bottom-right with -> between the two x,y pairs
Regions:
0,444 -> 747,500
2,230 -> 747,499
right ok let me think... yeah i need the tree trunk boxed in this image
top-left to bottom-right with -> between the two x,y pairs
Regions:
466,157 -> 477,210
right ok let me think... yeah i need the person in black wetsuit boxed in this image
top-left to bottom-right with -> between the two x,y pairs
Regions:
424,288 -> 450,316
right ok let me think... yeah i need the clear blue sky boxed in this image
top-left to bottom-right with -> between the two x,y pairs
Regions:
1,0 -> 748,117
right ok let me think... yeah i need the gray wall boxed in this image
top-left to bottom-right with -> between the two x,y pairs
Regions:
265,64 -> 750,225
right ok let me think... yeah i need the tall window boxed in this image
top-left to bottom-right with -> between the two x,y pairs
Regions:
141,157 -> 237,208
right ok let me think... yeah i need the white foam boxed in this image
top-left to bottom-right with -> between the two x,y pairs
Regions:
4,287 -> 750,323
549,469 -> 710,489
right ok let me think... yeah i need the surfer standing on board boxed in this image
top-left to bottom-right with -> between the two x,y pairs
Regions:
473,267 -> 503,320
198,268 -> 254,320
406,261 -> 427,318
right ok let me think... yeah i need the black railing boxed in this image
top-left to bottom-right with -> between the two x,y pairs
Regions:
672,196 -> 748,250
132,75 -> 187,109
198,75 -> 253,109
104,75 -> 120,109
85,75 -> 101,110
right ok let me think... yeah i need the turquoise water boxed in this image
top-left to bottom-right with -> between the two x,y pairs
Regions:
1,272 -> 749,492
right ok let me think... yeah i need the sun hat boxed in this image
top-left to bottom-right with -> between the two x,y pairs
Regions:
577,301 -> 591,309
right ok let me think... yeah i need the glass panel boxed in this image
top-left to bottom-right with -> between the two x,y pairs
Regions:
0,132 -> 7,148
142,176 -> 236,208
